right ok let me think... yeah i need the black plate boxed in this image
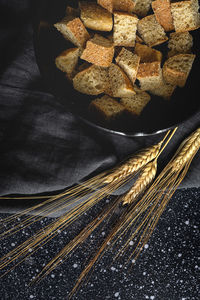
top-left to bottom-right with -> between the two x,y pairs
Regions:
33,0 -> 200,137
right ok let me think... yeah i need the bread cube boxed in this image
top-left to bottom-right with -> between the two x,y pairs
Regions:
115,48 -> 140,85
54,17 -> 90,49
133,0 -> 153,17
98,0 -> 135,13
137,15 -> 168,47
97,0 -> 113,13
73,65 -> 109,95
90,95 -> 125,121
113,12 -> 139,47
109,64 -> 136,98
134,43 -> 162,63
168,32 -> 193,57
137,62 -> 176,99
121,85 -> 151,116
114,0 -> 136,13
152,0 -> 174,31
163,54 -> 196,87
55,48 -> 80,79
81,34 -> 114,67
171,0 -> 200,32
79,2 -> 113,31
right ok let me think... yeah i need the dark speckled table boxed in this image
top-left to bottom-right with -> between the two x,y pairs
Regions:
0,188 -> 199,300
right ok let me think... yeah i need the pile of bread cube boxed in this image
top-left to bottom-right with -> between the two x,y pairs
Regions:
54,0 -> 200,123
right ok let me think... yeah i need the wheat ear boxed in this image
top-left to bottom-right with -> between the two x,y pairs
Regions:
122,128 -> 178,205
171,128 -> 200,170
122,159 -> 158,205
104,144 -> 161,183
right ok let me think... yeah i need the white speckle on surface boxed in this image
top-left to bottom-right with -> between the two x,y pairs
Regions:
30,295 -> 34,299
178,253 -> 182,257
114,292 -> 119,297
73,263 -> 78,268
11,243 -> 15,247
144,244 -> 149,249
102,232 -> 105,236
143,271 -> 146,276
51,274 -> 55,278
185,220 -> 189,225
150,296 -> 155,300
132,259 -> 135,264
129,241 -> 134,246
111,266 -> 116,271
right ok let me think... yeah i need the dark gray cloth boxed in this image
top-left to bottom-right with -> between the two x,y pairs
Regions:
0,0 -> 199,197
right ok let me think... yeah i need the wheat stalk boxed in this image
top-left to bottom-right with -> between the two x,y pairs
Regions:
0,130 -> 172,242
68,127 -> 200,298
171,128 -> 200,170
0,129 -> 175,285
104,143 -> 162,183
123,159 -> 158,205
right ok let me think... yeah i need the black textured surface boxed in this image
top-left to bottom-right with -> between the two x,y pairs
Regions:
0,0 -> 200,196
0,188 -> 199,300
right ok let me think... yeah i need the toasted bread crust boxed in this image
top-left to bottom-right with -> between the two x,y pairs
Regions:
134,43 -> 162,63
97,0 -> 113,13
80,2 -> 113,31
54,17 -> 90,48
152,0 -> 174,31
113,0 -> 135,13
163,54 -> 196,87
81,35 -> 114,67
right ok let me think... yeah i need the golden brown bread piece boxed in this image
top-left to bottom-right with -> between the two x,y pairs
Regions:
171,0 -> 200,32
109,63 -> 136,98
137,62 -> 176,99
73,65 -> 110,95
113,0 -> 135,13
113,12 -> 139,47
121,85 -> 151,116
97,0 -> 114,13
81,34 -> 114,67
168,32 -> 193,57
54,17 -> 90,49
137,15 -> 168,47
55,48 -> 80,79
152,0 -> 174,32
133,0 -> 153,17
90,95 -> 125,122
134,43 -> 162,63
79,1 -> 113,31
163,54 -> 196,87
115,48 -> 140,85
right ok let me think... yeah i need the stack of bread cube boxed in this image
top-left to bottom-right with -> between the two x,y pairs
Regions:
54,0 -> 199,123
